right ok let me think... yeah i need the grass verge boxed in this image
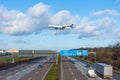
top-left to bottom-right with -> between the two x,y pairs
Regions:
44,55 -> 61,80
0,56 -> 37,66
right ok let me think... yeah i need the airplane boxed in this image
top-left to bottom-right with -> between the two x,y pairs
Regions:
48,24 -> 74,30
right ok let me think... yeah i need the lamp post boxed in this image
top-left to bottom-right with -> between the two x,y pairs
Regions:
56,53 -> 58,64
32,50 -> 34,57
89,52 -> 96,70
94,52 -> 96,70
12,53 -> 15,63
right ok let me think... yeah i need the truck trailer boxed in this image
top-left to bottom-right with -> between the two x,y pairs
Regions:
95,63 -> 113,79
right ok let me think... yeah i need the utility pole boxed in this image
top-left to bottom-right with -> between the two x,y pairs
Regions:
89,52 -> 96,70
32,50 -> 34,57
56,53 -> 58,64
12,53 -> 15,63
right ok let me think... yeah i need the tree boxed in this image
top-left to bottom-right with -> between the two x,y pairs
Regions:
112,42 -> 120,60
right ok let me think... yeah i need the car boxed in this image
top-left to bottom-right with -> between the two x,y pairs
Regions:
87,69 -> 97,78
38,64 -> 43,68
85,64 -> 91,68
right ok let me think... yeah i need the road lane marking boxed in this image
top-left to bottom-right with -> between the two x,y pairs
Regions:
16,77 -> 20,80
71,72 -> 73,75
36,71 -> 38,74
16,72 -> 20,74
7,72 -> 11,75
75,78 -> 77,80
6,75 -> 12,79
28,77 -> 32,80
41,62 -> 54,80
69,68 -> 71,71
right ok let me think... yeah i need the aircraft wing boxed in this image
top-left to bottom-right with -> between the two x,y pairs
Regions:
48,25 -> 62,28
48,24 -> 73,30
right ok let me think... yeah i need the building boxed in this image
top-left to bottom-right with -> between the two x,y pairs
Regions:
6,48 -> 19,56
0,50 -> 5,56
0,50 -> 5,53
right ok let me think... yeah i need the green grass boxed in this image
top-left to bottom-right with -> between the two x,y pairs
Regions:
44,55 -> 61,80
0,56 -> 27,62
0,56 -> 31,66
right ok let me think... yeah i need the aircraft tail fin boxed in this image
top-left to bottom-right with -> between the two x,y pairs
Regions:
69,24 -> 74,28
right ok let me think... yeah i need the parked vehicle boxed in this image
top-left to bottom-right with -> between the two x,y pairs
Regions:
87,69 -> 97,78
95,63 -> 113,79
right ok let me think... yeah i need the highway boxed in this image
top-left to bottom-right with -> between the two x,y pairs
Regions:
69,57 -> 100,80
69,57 -> 120,80
0,57 -> 54,80
60,57 -> 87,80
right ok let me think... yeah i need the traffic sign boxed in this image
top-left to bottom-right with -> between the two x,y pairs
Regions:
82,50 -> 88,56
60,50 -> 88,56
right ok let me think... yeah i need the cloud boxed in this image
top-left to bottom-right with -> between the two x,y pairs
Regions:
91,9 -> 119,16
75,17 -> 116,39
0,3 -> 50,35
0,3 -> 80,36
13,39 -> 28,44
51,10 -> 80,25
0,2 -> 120,40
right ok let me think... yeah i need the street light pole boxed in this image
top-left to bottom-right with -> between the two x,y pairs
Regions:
56,53 -> 58,64
89,52 -> 96,70
32,50 -> 34,57
12,53 -> 15,63
94,52 -> 96,70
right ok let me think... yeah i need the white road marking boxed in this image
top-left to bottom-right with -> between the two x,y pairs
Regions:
7,72 -> 11,75
28,77 -> 32,80
16,72 -> 20,74
84,68 -> 86,69
41,63 -> 54,80
75,78 -> 77,80
16,77 -> 20,80
6,75 -> 12,79
36,71 -> 38,74
72,72 -> 73,75
69,68 -> 71,71
15,70 -> 18,72
98,76 -> 103,80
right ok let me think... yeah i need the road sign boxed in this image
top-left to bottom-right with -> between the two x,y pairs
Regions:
60,50 -> 88,56
76,50 -> 82,56
60,50 -> 76,56
82,50 -> 88,56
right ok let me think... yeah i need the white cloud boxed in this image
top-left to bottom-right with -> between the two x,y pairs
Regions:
75,17 -> 116,39
0,3 -> 50,35
75,17 -> 96,33
0,2 -> 120,40
91,9 -> 119,16
51,10 -> 80,25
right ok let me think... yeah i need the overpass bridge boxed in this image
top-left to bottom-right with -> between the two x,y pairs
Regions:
0,50 -> 59,64
18,50 -> 58,57
18,50 -> 59,64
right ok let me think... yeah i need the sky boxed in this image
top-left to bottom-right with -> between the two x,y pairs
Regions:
0,0 -> 120,50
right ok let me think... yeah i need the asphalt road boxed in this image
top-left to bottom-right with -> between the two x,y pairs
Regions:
19,60 -> 53,80
0,56 -> 54,80
70,57 -> 120,80
69,57 -> 100,80
60,57 -> 87,80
